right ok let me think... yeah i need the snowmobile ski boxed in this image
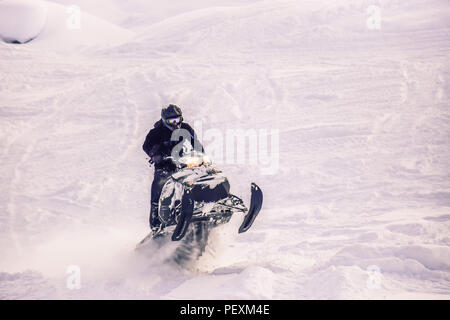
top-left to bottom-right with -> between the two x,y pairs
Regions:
238,183 -> 263,233
171,188 -> 194,241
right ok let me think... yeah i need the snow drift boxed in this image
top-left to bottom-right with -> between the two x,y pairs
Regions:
0,0 -> 133,52
0,0 -> 48,43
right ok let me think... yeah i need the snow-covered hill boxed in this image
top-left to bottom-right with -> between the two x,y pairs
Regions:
0,0 -> 449,299
0,0 -> 133,52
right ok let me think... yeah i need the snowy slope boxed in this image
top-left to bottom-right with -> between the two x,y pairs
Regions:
1,0 -> 450,299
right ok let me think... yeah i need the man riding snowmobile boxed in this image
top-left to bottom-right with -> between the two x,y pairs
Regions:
140,104 -> 263,252
142,104 -> 203,232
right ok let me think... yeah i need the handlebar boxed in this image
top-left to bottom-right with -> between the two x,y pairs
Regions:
150,153 -> 211,168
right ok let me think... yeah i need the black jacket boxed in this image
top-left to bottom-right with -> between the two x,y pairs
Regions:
143,120 -> 204,171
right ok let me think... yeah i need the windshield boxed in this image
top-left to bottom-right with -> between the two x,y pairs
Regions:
177,151 -> 212,168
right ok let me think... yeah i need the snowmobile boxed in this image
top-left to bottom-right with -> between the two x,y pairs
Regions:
136,151 -> 263,257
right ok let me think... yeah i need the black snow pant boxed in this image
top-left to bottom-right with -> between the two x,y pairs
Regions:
149,169 -> 172,228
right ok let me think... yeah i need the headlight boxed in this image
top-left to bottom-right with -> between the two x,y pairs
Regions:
185,157 -> 202,168
202,155 -> 212,165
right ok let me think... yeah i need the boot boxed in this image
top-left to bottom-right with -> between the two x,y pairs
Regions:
149,202 -> 161,231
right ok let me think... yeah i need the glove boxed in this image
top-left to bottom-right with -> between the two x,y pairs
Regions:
151,154 -> 163,165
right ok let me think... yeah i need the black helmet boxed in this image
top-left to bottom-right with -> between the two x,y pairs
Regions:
161,104 -> 183,129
